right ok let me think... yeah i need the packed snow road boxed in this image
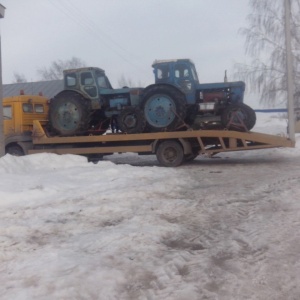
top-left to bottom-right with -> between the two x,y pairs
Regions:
105,148 -> 300,299
1,113 -> 300,299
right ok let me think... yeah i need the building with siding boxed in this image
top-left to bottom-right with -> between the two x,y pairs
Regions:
3,80 -> 63,99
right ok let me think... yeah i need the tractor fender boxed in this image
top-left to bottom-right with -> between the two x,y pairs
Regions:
52,90 -> 100,110
53,89 -> 87,100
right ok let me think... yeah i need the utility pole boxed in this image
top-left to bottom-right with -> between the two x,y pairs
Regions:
284,0 -> 295,142
0,4 -> 5,157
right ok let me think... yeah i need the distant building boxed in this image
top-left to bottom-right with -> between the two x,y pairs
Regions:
3,80 -> 64,99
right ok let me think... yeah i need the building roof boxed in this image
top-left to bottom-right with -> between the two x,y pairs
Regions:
3,80 -> 64,99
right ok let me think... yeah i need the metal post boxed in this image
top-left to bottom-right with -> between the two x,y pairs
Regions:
0,4 -> 5,157
284,0 -> 295,142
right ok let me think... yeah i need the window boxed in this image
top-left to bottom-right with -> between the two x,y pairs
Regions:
157,65 -> 170,80
34,104 -> 44,113
23,103 -> 33,113
3,106 -> 12,119
191,65 -> 199,82
96,74 -> 110,88
175,64 -> 190,79
81,72 -> 94,85
66,74 -> 76,87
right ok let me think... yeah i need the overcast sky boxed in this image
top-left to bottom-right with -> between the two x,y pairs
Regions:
0,1 -> 251,95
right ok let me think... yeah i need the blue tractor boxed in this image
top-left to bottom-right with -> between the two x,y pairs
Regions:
49,60 -> 256,136
142,59 -> 255,132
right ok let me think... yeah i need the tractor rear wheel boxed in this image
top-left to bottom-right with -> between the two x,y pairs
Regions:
49,92 -> 91,136
221,103 -> 256,131
141,85 -> 186,132
156,140 -> 184,167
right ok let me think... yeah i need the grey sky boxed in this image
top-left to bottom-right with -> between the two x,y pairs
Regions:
0,1 -> 250,90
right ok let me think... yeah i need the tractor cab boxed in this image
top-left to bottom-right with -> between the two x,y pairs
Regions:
63,67 -> 113,109
152,59 -> 199,104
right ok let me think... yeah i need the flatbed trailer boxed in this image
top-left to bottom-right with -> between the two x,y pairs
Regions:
28,120 -> 295,167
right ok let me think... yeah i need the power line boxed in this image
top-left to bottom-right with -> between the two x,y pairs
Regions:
46,0 -> 147,74
64,0 -> 139,59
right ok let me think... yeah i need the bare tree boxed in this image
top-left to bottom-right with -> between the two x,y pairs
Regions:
235,0 -> 300,107
117,74 -> 144,88
118,74 -> 134,88
37,57 -> 86,80
12,72 -> 27,83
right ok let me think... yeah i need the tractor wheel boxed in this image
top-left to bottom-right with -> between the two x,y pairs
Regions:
156,140 -> 184,167
6,144 -> 24,156
141,85 -> 186,132
49,92 -> 91,136
221,103 -> 256,131
117,107 -> 146,134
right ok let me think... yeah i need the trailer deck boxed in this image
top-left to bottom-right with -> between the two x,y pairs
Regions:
29,120 -> 295,166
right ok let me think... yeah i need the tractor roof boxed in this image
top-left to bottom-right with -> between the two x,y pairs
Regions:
152,59 -> 195,67
63,67 -> 105,74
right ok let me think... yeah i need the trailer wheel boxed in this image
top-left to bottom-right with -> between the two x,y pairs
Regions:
221,103 -> 256,131
117,107 -> 146,134
49,92 -> 91,136
184,153 -> 198,162
141,85 -> 186,132
156,140 -> 184,167
6,145 -> 24,156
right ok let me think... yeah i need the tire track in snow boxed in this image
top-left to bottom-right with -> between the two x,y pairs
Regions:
214,175 -> 300,298
137,171 -> 300,300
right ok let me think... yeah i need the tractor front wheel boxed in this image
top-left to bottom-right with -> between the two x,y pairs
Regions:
117,107 -> 146,134
221,103 -> 256,131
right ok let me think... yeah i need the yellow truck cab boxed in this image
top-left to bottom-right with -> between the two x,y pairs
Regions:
3,93 -> 49,155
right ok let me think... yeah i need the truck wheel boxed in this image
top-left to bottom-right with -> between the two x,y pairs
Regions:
49,92 -> 91,136
141,85 -> 186,132
156,140 -> 184,167
117,107 -> 146,134
6,145 -> 24,156
221,103 -> 256,131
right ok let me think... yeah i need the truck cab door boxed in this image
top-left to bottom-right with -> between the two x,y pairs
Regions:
3,105 -> 15,136
173,62 -> 197,104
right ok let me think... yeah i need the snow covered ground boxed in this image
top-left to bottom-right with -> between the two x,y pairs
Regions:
1,113 -> 300,300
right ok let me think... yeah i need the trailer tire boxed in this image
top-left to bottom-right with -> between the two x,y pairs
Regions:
49,92 -> 91,136
184,153 -> 198,162
141,85 -> 186,132
156,140 -> 184,167
117,107 -> 146,134
221,103 -> 256,131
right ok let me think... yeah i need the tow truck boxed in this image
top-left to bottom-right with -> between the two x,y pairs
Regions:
3,91 -> 294,167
